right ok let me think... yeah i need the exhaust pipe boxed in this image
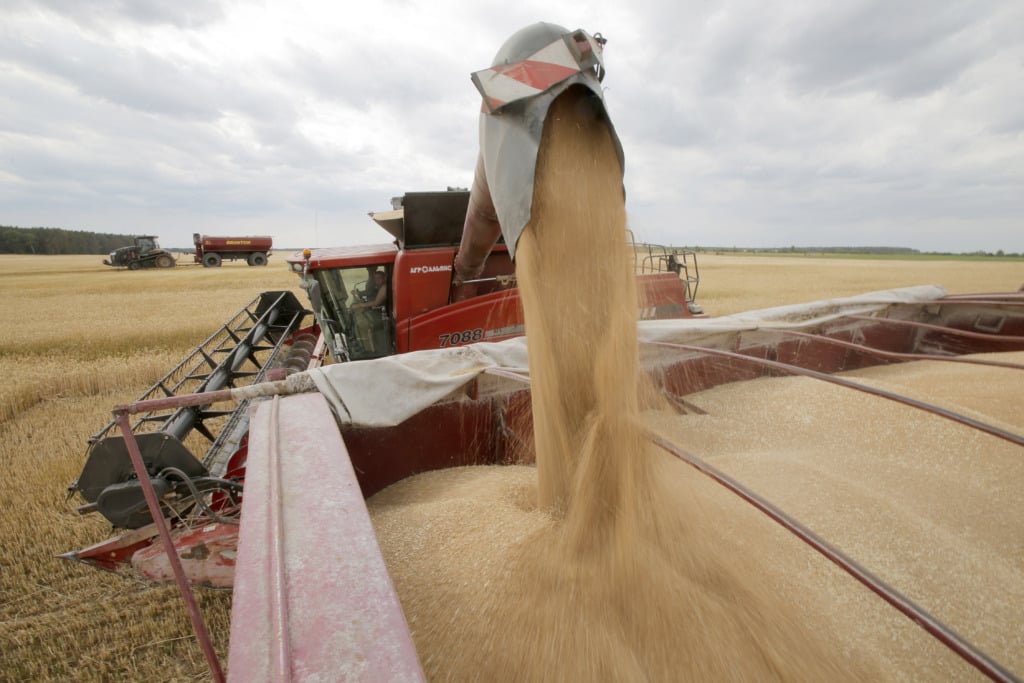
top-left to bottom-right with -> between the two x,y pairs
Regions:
453,23 -> 625,288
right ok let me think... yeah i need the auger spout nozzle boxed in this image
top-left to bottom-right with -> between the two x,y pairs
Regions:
453,22 -> 624,291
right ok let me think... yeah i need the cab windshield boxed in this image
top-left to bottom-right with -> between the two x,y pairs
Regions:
307,265 -> 393,361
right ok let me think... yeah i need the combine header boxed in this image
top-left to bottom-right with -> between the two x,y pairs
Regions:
65,291 -> 318,582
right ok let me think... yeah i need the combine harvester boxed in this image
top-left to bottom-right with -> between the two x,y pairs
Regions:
64,23 -> 1024,683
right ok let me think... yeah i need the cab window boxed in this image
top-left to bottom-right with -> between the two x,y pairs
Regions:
312,265 -> 393,361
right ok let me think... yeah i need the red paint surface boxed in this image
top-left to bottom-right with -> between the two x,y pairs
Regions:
229,393 -> 425,682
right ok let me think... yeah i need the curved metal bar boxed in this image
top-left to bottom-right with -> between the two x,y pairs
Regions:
484,361 -> 1020,680
779,329 -> 1024,370
114,413 -> 226,683
939,294 -> 1024,303
644,341 -> 1024,447
845,315 -> 1024,344
649,433 -> 1021,683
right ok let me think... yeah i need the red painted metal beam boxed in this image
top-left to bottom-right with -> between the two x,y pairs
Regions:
228,393 -> 425,682
779,329 -> 1024,370
846,314 -> 1024,343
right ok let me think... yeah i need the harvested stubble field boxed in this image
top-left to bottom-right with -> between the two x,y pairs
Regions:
0,252 -> 1021,681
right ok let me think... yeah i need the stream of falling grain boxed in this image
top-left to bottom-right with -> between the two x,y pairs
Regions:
368,87 -> 869,680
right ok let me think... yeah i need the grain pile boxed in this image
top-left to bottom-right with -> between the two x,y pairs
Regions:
367,87 -> 868,680
642,351 -> 1024,678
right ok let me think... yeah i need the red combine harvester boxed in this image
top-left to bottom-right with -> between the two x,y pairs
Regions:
285,188 -> 701,362
63,21 -> 1024,683
63,187 -> 702,580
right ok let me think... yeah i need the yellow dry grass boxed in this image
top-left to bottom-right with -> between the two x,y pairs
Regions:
0,253 -> 303,682
694,254 -> 1023,316
0,251 -> 1020,680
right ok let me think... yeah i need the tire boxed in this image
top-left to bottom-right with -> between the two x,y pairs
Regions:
155,254 -> 175,268
248,252 -> 268,267
127,261 -> 141,271
202,252 -> 222,268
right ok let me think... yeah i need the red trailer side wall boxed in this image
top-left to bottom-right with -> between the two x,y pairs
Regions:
198,236 -> 273,253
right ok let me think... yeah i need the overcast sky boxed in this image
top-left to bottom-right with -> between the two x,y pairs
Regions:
2,0 -> 1022,252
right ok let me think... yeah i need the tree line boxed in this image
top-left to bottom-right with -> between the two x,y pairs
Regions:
0,226 -> 135,255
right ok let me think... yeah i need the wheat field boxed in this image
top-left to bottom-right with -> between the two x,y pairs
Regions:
0,252 -> 1021,681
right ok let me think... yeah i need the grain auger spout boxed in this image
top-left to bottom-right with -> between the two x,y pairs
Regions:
452,22 -> 625,297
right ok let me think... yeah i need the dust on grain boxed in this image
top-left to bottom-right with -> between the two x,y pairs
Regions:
368,87 -> 866,681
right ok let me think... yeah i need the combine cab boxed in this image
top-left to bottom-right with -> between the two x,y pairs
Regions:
286,189 -> 701,362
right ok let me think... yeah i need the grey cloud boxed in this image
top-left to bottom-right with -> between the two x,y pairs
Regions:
0,33 -> 222,120
9,0 -> 226,30
277,39 -> 468,111
0,20 -> 342,175
779,0 -> 997,98
1,1 -> 1020,253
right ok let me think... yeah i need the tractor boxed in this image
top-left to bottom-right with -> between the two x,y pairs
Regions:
103,235 -> 176,269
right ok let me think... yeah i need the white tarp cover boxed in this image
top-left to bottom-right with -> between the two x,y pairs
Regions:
309,341 -> 531,428
308,285 -> 947,429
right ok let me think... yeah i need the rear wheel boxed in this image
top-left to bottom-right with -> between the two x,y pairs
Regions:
203,253 -> 222,268
248,252 -> 268,267
155,254 -> 175,268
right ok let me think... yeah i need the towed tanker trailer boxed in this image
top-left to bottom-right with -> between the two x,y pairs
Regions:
193,233 -> 273,267
61,279 -> 1024,681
